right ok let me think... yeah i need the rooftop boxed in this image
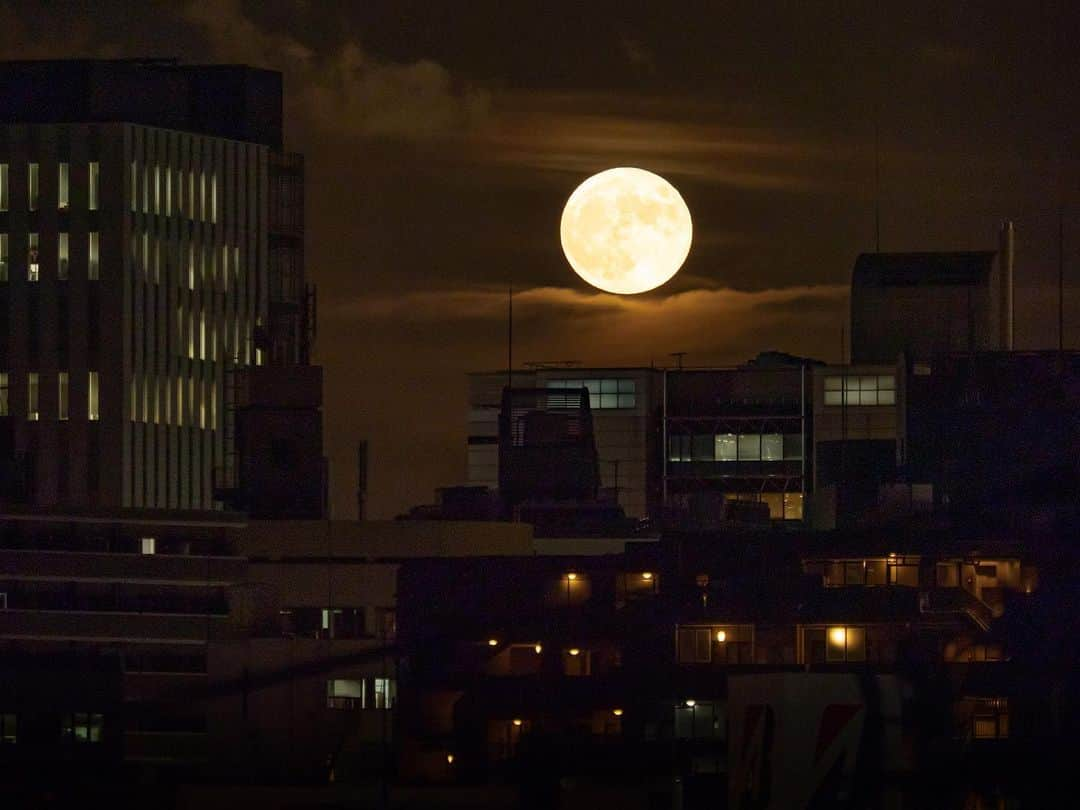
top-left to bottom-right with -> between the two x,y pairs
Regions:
0,59 -> 283,148
852,251 -> 996,288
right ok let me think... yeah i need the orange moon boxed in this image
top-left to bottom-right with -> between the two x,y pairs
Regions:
560,167 -> 692,295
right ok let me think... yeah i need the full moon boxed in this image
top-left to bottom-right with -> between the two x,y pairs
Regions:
560,167 -> 692,295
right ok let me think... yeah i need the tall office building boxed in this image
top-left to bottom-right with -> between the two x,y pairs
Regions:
0,60 -> 315,511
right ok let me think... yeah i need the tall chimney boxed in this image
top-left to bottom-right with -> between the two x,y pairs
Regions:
999,220 -> 1015,350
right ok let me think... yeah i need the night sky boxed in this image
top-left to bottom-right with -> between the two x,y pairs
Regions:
4,1 -> 1078,518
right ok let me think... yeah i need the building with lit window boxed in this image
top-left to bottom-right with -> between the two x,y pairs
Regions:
809,363 -> 903,526
0,59 -> 316,512
663,361 -> 814,523
394,525 -> 1057,806
0,510 -> 253,777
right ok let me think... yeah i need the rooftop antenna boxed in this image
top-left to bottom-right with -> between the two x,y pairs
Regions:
872,1 -> 882,253
507,283 -> 513,391
1059,209 -> 1065,352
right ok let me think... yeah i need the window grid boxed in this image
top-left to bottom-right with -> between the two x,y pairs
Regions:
547,378 -> 637,409
61,712 -> 103,743
824,375 -> 896,406
669,432 -> 803,462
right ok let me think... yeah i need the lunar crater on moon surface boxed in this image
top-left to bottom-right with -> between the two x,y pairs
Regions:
560,167 -> 693,295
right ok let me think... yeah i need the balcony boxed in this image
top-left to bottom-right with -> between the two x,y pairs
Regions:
0,548 -> 246,585
0,608 -> 235,644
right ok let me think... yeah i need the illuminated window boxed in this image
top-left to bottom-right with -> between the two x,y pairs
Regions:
61,712 -> 103,743
87,371 -> 99,421
27,373 -> 39,420
28,162 -> 39,210
715,433 -> 737,461
326,678 -> 394,710
0,163 -> 7,210
58,162 -> 69,209
154,165 -> 160,213
824,374 -> 895,406
0,372 -> 8,416
825,626 -> 866,662
140,537 -> 155,555
88,232 -> 99,280
761,433 -> 783,461
373,677 -> 395,709
58,372 -> 69,421
165,165 -> 172,215
27,233 -> 39,281
0,233 -> 8,281
887,560 -> 919,587
58,233 -> 69,280
547,378 -> 636,409
737,434 -> 760,461
142,163 -> 149,213
89,161 -> 99,210
972,698 -> 1009,739
130,159 -> 137,212
326,679 -> 364,709
783,492 -> 804,520
0,713 -> 16,744
211,173 -> 217,223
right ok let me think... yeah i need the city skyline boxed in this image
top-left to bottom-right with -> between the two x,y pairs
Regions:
1,1 -> 1077,518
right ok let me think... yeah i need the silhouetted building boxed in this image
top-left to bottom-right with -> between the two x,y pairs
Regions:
498,386 -> 601,514
0,59 -> 320,513
0,510 -> 254,774
469,368 -> 660,521
903,350 -> 1080,520
850,223 -> 1014,364
215,364 -> 326,519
